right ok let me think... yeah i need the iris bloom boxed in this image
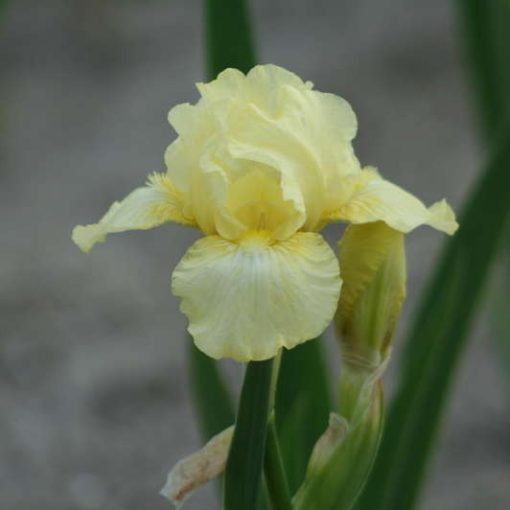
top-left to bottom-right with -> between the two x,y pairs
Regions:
72,64 -> 457,362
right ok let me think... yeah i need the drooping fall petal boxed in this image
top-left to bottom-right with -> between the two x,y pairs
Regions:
172,232 -> 341,361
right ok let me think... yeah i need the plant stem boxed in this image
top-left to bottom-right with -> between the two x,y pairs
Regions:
264,352 -> 293,510
224,359 -> 274,510
264,412 -> 293,510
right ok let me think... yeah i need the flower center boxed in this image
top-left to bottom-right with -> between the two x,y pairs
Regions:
238,229 -> 274,247
222,167 -> 301,241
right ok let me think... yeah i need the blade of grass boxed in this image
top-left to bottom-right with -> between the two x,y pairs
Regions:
188,343 -> 237,504
457,0 -> 510,139
188,342 -> 235,439
493,239 -> 510,383
276,338 -> 332,494
457,0 -> 510,392
355,127 -> 510,510
204,0 -> 256,76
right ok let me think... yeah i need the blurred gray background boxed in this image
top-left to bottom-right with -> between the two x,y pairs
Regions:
1,1 -> 509,509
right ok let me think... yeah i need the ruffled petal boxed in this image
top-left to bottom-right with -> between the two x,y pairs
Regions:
196,65 -> 312,117
225,100 -> 359,231
328,168 -> 458,235
165,65 -> 362,239
172,232 -> 341,362
72,173 -> 193,253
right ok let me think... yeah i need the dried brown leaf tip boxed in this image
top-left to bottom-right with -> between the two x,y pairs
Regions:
160,426 -> 234,508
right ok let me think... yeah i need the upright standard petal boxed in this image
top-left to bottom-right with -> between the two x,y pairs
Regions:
72,173 -> 193,253
224,86 -> 360,231
328,168 -> 458,235
172,232 -> 341,362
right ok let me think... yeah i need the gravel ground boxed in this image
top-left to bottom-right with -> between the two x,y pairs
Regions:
1,1 -> 509,509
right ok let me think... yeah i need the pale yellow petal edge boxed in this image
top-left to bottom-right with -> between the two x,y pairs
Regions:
325,168 -> 458,235
72,173 -> 194,253
172,232 -> 341,362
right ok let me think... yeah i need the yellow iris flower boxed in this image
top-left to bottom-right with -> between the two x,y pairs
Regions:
72,64 -> 458,362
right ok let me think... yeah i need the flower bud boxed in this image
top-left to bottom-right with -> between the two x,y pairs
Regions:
293,383 -> 384,510
293,222 -> 406,510
336,221 -> 406,367
305,413 -> 348,476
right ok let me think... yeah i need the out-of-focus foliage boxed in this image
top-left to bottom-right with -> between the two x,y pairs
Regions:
356,129 -> 510,509
457,0 -> 510,390
354,3 -> 510,508
188,344 -> 234,440
204,0 -> 256,76
458,0 -> 510,138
